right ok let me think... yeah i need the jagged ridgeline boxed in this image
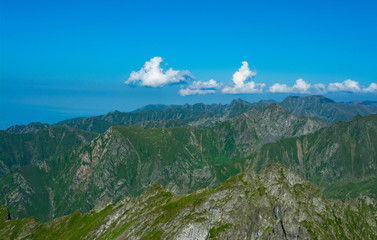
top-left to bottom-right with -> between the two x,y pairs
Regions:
1,164 -> 376,239
0,104 -> 326,221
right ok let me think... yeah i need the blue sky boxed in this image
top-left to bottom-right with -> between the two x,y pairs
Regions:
1,0 -> 377,129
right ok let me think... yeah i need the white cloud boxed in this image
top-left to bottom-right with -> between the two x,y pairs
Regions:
269,79 -> 325,94
270,79 -> 377,94
269,79 -> 376,94
125,57 -> 193,87
362,83 -> 377,93
327,80 -> 377,93
179,88 -> 216,96
232,61 -> 256,88
189,79 -> 220,90
269,83 -> 292,93
222,61 -> 265,94
125,58 -> 377,96
328,79 -> 360,92
222,82 -> 266,94
292,78 -> 311,93
179,79 -> 220,96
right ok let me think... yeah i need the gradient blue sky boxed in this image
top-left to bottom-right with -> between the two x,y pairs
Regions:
1,0 -> 377,129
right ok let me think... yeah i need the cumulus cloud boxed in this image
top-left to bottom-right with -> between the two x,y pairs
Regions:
125,57 -> 193,87
292,78 -> 311,93
189,79 -> 220,90
269,83 -> 291,93
222,61 -> 265,94
328,79 -> 361,92
125,58 -> 377,96
362,83 -> 377,93
269,79 -> 326,94
179,79 -> 220,96
269,78 -> 377,94
327,80 -> 377,93
179,88 -> 216,96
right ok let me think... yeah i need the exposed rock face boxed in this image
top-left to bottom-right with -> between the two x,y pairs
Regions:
1,164 -> 376,239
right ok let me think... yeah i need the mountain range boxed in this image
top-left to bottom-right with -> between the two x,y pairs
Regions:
0,104 -> 327,221
6,95 -> 376,134
1,95 -> 377,239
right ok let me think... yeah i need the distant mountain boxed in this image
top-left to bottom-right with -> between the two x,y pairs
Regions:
131,99 -> 265,114
1,164 -> 376,239
131,103 -> 171,112
53,99 -> 273,132
0,105 -> 326,221
248,114 -> 377,199
133,119 -> 186,129
5,96 -> 376,134
6,122 -> 50,133
344,100 -> 377,110
279,95 -> 377,123
0,126 -> 98,177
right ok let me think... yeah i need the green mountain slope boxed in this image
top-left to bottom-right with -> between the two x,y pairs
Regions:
0,126 -> 98,177
248,114 -> 377,199
0,105 -> 326,221
1,164 -> 376,239
279,95 -> 377,123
